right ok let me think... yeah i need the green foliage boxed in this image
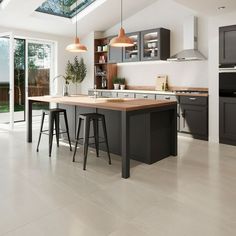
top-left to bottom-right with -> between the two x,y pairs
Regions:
119,78 -> 126,85
112,76 -> 125,85
64,56 -> 87,84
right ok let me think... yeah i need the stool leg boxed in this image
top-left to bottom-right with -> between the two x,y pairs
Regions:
73,118 -> 82,162
36,111 -> 45,152
83,117 -> 90,170
49,112 -> 55,157
64,111 -> 72,151
93,118 -> 99,157
55,113 -> 60,148
101,116 -> 111,165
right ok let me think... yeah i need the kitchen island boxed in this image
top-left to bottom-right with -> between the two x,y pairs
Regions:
27,95 -> 177,178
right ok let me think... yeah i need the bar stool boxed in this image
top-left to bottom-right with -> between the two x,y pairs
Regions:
73,113 -> 111,170
36,108 -> 72,157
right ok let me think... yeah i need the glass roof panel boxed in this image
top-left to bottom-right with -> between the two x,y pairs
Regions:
36,0 -> 96,18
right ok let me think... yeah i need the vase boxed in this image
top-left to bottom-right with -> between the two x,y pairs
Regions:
120,85 -> 125,90
114,84 -> 120,90
63,84 -> 69,96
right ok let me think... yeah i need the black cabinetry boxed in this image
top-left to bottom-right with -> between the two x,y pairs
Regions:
108,27 -> 170,63
141,28 -> 170,61
179,96 -> 208,140
219,25 -> 236,65
219,97 -> 236,145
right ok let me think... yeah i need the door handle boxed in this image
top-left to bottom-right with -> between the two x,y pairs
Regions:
189,97 -> 197,101
164,96 -> 170,100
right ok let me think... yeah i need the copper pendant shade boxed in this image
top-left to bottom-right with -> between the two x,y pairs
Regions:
66,37 -> 87,52
109,0 -> 134,47
66,0 -> 87,53
110,27 -> 134,47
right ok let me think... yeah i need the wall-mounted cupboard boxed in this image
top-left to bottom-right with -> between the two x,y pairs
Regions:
107,28 -> 170,64
123,32 -> 141,62
141,28 -> 170,61
219,25 -> 236,65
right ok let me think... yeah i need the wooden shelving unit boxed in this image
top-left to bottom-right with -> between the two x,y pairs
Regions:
94,38 -> 117,89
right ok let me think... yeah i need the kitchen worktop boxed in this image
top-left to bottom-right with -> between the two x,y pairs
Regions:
90,89 -> 209,97
28,95 -> 177,111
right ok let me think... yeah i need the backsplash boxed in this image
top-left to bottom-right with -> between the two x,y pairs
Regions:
117,60 -> 208,89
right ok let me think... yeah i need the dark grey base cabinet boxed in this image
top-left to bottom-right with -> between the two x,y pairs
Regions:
179,96 -> 208,140
219,97 -> 236,145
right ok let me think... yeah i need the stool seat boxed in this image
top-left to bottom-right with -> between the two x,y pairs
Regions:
73,112 -> 111,170
36,108 -> 72,157
43,108 -> 67,114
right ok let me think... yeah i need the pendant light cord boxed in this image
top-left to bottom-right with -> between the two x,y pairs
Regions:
76,0 -> 78,38
121,0 -> 123,28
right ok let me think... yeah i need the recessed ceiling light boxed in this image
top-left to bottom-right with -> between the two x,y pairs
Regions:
218,6 -> 226,10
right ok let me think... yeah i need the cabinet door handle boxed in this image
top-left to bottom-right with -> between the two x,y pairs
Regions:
124,94 -> 129,97
189,97 -> 197,101
143,95 -> 148,99
165,96 -> 170,100
181,112 -> 185,118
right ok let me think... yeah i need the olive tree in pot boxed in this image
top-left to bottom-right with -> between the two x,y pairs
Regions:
54,57 -> 87,96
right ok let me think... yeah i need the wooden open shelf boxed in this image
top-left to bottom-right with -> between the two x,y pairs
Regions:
94,37 -> 117,89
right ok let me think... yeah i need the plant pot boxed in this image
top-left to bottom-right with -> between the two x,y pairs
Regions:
120,84 -> 125,90
113,84 -> 120,90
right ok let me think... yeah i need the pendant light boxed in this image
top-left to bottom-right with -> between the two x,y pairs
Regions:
66,0 -> 87,52
109,0 -> 134,47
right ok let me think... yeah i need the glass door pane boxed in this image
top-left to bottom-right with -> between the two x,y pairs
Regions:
27,41 -> 52,116
14,38 -> 25,122
141,30 -> 159,61
0,33 -> 14,128
123,32 -> 140,62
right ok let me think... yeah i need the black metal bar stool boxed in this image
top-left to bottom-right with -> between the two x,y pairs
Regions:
36,108 -> 72,157
73,113 -> 111,170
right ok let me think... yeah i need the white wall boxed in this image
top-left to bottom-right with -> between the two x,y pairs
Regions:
105,0 -> 209,88
79,32 -> 95,94
208,11 -> 236,143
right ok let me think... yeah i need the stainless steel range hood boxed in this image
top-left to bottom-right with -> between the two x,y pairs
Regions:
168,16 -> 206,61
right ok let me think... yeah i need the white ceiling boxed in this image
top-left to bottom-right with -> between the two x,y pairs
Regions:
174,0 -> 236,16
0,0 -> 236,38
0,0 -> 157,37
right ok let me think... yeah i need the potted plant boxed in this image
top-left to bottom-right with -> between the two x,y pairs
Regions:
54,57 -> 87,96
119,78 -> 126,90
113,76 -> 120,90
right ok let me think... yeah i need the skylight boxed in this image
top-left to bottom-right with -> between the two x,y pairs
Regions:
36,0 -> 96,18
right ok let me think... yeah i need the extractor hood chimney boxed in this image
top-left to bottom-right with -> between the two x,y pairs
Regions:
168,16 -> 206,61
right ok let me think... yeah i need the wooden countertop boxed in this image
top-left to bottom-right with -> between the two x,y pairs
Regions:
28,95 -> 177,112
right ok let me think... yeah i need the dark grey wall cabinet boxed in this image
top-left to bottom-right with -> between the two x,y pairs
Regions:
219,25 -> 236,65
219,97 -> 236,145
107,36 -> 123,63
141,28 -> 170,61
179,96 -> 208,140
123,32 -> 141,62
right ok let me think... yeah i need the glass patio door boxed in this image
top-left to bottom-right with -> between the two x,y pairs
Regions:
0,32 -> 14,129
26,40 -> 53,116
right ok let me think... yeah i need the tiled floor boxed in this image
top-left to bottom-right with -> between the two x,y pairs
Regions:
0,122 -> 236,235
